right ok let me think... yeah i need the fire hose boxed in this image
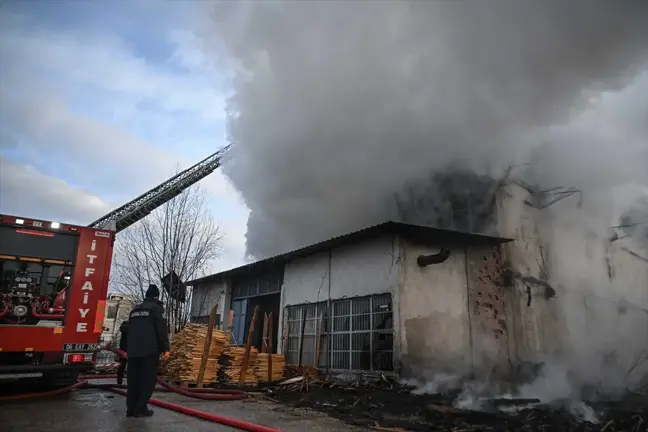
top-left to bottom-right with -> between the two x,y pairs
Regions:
0,347 -> 282,432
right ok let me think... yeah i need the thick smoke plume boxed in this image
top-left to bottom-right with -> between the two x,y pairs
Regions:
205,0 -> 648,258
202,0 -> 648,408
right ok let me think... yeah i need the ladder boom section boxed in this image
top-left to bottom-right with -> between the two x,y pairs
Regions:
88,145 -> 231,233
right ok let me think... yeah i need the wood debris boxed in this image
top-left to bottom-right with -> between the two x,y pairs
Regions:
275,365 -> 329,391
284,364 -> 320,380
164,323 -> 227,384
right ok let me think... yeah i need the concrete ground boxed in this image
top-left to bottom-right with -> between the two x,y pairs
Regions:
0,379 -> 366,432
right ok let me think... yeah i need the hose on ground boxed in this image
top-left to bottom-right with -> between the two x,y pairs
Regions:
0,347 -> 283,432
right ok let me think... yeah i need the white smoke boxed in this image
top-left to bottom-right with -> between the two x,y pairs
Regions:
201,0 -> 648,258
199,0 -> 648,406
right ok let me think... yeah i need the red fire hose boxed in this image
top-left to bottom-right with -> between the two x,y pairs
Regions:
0,347 -> 283,432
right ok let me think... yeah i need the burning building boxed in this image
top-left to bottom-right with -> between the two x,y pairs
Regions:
189,175 -> 648,392
190,0 -> 648,400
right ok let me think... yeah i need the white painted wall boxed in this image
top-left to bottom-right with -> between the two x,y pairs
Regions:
191,280 -> 229,327
397,240 -> 471,377
278,234 -> 400,355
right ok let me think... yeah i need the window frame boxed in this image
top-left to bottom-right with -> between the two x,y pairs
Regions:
283,293 -> 394,372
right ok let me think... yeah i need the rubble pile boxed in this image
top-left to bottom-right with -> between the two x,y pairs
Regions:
274,365 -> 334,391
165,324 -> 227,384
269,378 -> 648,432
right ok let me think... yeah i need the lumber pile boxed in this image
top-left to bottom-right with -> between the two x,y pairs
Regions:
219,345 -> 260,386
255,353 -> 286,383
165,324 -> 227,384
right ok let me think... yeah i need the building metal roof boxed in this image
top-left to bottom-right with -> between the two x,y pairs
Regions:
187,221 -> 512,286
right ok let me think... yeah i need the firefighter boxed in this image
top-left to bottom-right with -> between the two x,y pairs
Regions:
116,320 -> 129,385
125,284 -> 170,418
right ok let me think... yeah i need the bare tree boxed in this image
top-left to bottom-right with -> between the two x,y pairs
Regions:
111,183 -> 225,334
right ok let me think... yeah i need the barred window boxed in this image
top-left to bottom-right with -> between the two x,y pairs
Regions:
284,294 -> 393,371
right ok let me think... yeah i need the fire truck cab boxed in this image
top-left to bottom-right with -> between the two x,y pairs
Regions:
0,214 -> 114,387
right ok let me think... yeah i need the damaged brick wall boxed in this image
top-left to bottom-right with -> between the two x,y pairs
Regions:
466,246 -> 511,378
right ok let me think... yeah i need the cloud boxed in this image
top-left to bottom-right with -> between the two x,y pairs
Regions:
0,7 -> 240,202
0,157 -> 112,224
0,5 -> 247,269
0,12 -> 226,120
0,76 -> 239,205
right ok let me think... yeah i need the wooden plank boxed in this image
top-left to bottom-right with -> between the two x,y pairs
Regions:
314,310 -> 323,367
196,299 -> 219,388
267,312 -> 274,382
225,309 -> 234,344
238,305 -> 260,386
298,307 -> 307,366
165,323 -> 226,385
281,313 -> 289,357
261,313 -> 269,354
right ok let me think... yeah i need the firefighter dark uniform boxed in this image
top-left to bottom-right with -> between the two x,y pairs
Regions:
116,321 -> 129,385
125,285 -> 170,418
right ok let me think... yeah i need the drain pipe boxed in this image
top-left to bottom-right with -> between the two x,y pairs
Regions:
417,248 -> 451,267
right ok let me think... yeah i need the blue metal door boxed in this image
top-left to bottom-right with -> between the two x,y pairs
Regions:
231,299 -> 248,345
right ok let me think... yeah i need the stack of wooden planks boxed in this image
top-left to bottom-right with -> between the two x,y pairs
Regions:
255,353 -> 286,383
165,323 -> 227,384
219,345 -> 259,386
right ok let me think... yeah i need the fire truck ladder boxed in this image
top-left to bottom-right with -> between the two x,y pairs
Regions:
88,145 -> 231,233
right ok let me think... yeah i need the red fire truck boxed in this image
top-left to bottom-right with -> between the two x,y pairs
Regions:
0,146 -> 229,387
0,216 -> 114,386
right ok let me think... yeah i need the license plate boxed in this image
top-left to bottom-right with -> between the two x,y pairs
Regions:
63,343 -> 99,352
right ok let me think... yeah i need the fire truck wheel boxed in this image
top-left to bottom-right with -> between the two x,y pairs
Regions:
42,370 -> 80,390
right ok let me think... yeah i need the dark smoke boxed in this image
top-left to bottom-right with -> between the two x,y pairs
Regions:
203,0 -> 648,258
393,168 -> 496,234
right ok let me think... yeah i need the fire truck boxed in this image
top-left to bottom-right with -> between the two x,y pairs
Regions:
0,146 -> 229,387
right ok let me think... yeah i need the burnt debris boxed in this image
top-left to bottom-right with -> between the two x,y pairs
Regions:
269,378 -> 648,432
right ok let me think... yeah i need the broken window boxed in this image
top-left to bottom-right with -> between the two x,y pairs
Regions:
284,293 -> 394,372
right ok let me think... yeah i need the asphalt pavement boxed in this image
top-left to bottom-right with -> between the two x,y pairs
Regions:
0,379 -> 365,431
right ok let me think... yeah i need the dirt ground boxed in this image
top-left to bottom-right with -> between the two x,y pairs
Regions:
268,380 -> 648,432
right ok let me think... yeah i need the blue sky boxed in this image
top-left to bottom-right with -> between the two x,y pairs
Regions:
0,0 -> 248,271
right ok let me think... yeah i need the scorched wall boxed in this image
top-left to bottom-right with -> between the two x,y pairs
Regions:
496,181 -> 648,388
398,240 -> 510,379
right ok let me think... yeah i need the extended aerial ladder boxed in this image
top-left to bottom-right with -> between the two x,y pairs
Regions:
88,145 -> 231,233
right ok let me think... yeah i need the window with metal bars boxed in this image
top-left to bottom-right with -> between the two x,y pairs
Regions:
284,294 -> 393,371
